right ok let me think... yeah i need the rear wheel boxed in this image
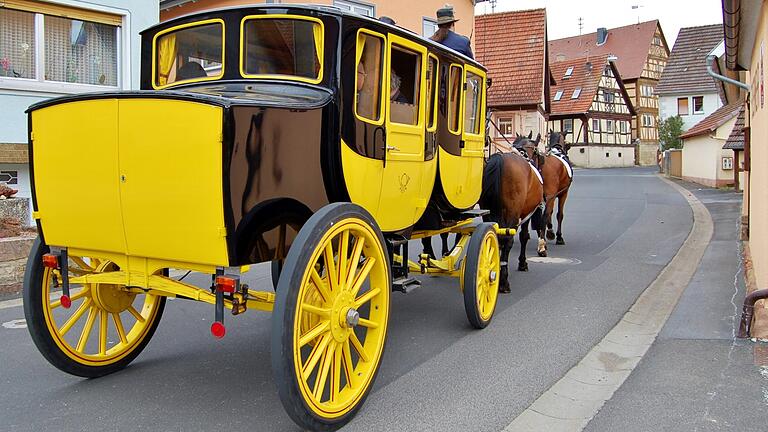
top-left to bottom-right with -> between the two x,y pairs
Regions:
462,223 -> 500,329
271,203 -> 390,431
23,238 -> 165,377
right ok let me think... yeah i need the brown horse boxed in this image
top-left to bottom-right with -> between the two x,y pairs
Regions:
480,134 -> 545,293
537,131 -> 573,256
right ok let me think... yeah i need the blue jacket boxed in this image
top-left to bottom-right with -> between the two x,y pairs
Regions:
439,31 -> 474,59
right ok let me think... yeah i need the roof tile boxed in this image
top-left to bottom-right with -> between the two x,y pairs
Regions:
656,24 -> 723,95
549,55 -> 610,115
723,104 -> 745,150
680,102 -> 741,139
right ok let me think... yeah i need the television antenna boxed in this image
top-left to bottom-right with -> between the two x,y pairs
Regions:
631,4 -> 644,24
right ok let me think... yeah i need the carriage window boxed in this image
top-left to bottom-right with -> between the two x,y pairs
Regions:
389,45 -> 421,125
448,65 -> 462,133
464,72 -> 482,135
426,56 -> 438,129
355,32 -> 384,122
154,21 -> 224,88
242,17 -> 322,81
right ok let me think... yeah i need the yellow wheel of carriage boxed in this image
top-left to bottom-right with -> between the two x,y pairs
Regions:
462,223 -> 500,329
23,238 -> 165,377
272,203 -> 390,431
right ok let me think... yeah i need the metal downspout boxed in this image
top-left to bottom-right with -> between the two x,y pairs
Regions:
738,288 -> 768,338
706,55 -> 750,90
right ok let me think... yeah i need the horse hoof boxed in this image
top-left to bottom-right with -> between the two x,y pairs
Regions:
556,238 -> 565,245
538,250 -> 547,257
546,231 -> 556,241
517,264 -> 528,272
499,284 -> 511,294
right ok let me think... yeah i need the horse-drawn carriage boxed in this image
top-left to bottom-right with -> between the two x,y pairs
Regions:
22,5 -> 517,431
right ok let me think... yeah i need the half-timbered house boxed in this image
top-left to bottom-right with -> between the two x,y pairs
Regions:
548,55 -> 636,168
550,21 -> 670,166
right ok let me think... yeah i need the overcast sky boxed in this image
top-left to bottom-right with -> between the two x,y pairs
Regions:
474,0 -> 724,47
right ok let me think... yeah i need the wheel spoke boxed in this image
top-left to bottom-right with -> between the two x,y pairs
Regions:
302,333 -> 332,377
357,317 -> 379,329
324,242 -> 339,292
302,303 -> 330,318
50,286 -> 90,309
70,256 -> 94,271
112,313 -> 128,344
338,230 -> 350,291
299,321 -> 330,347
354,287 -> 380,308
127,305 -> 145,323
342,339 -> 355,389
349,257 -> 375,298
349,331 -> 369,363
76,306 -> 98,352
346,236 -> 365,289
310,268 -> 331,303
99,310 -> 108,355
313,341 -> 336,400
331,342 -> 342,402
58,297 -> 92,336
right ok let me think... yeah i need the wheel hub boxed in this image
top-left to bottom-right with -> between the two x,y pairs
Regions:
91,282 -> 136,314
345,308 -> 360,327
489,270 -> 497,283
330,291 -> 356,342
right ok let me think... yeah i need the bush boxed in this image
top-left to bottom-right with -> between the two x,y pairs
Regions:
659,115 -> 684,150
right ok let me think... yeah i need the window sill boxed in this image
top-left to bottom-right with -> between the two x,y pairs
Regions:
693,111 -> 705,115
0,77 -> 119,97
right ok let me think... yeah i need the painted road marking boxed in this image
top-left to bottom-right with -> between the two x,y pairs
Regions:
504,175 -> 713,432
2,319 -> 27,329
527,257 -> 582,265
0,298 -> 23,310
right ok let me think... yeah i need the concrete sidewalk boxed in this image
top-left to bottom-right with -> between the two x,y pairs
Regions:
586,180 -> 768,431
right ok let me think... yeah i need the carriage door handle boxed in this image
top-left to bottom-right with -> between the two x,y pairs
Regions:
385,145 -> 400,151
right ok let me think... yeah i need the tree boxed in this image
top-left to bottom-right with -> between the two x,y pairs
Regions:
658,115 -> 684,150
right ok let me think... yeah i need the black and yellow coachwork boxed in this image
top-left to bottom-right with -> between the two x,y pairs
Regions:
23,5 -> 504,431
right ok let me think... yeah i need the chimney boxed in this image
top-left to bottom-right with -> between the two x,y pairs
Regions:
585,61 -> 593,74
597,27 -> 608,46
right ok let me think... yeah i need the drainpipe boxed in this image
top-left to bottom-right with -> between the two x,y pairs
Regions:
738,288 -> 768,338
706,55 -> 750,91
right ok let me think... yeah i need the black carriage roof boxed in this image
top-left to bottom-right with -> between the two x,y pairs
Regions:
142,3 -> 486,71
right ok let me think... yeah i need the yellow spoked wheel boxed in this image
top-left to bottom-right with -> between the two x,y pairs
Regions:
272,203 -> 390,432
23,238 -> 165,377
462,223 -> 500,329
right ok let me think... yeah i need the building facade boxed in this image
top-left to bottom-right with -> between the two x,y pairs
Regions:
550,21 -> 670,166
548,55 -> 636,168
159,0 -> 476,39
656,24 -> 725,130
475,8 -> 550,153
679,103 -> 741,187
0,0 -> 159,223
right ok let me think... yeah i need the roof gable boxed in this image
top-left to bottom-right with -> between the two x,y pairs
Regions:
549,55 -> 634,116
475,9 -> 547,107
680,102 -> 741,139
723,105 -> 746,150
549,20 -> 663,81
656,24 -> 723,95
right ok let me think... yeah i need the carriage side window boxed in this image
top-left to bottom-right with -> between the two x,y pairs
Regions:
426,56 -> 438,130
464,72 -> 482,135
242,17 -> 322,82
355,32 -> 384,122
448,65 -> 462,134
154,21 -> 224,88
389,45 -> 422,125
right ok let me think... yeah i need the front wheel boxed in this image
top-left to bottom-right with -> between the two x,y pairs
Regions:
23,238 -> 165,377
462,223 -> 500,329
271,203 -> 391,431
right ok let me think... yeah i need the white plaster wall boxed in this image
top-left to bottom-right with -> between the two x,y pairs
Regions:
682,135 -> 717,181
568,145 -> 635,168
658,92 -> 723,130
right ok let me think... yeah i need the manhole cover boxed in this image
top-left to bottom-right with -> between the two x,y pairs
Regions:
526,257 -> 581,265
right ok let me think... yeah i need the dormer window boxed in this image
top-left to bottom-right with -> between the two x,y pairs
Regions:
554,90 -> 564,101
571,88 -> 581,99
563,66 -> 574,79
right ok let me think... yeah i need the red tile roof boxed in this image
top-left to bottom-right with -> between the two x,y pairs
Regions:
475,9 -> 547,108
549,55 -> 609,115
656,24 -> 723,95
680,102 -> 741,139
723,104 -> 745,150
549,20 -> 662,81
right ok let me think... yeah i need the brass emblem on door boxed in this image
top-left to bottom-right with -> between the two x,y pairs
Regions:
399,173 -> 410,193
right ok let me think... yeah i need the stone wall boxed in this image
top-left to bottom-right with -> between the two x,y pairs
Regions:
0,236 -> 34,298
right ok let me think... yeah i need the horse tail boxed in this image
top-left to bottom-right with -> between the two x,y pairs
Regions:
480,153 -> 504,221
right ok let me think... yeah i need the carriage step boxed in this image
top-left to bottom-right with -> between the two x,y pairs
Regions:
392,277 -> 421,294
462,209 -> 490,218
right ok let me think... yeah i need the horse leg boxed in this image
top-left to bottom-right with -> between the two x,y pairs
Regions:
498,234 -> 513,293
440,232 -> 450,257
556,190 -> 569,245
421,237 -> 436,260
546,198 -> 556,241
518,220 -> 531,272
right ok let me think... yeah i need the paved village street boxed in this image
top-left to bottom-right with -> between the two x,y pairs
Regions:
1,167 -> 764,431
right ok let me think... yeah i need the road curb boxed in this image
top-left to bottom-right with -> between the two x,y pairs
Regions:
503,174 -> 713,432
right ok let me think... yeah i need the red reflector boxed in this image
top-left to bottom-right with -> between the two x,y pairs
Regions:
42,254 -> 59,269
211,321 -> 226,339
60,295 -> 71,309
215,276 -> 237,293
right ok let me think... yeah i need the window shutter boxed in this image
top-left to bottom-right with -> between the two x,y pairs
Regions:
1,0 -> 122,26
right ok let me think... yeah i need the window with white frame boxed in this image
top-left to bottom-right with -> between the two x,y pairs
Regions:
422,18 -> 437,38
498,117 -> 514,136
563,118 -> 573,133
554,90 -> 564,101
592,119 -> 600,132
333,0 -> 374,16
642,114 -> 654,127
693,96 -> 704,114
571,87 -> 581,99
606,119 -> 613,133
563,66 -> 573,79
0,5 -> 121,89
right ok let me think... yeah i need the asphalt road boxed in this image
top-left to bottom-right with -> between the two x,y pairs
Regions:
0,167 -> 692,432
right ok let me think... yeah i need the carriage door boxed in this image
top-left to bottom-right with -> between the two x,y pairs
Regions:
380,34 -> 428,231
462,65 -> 487,157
